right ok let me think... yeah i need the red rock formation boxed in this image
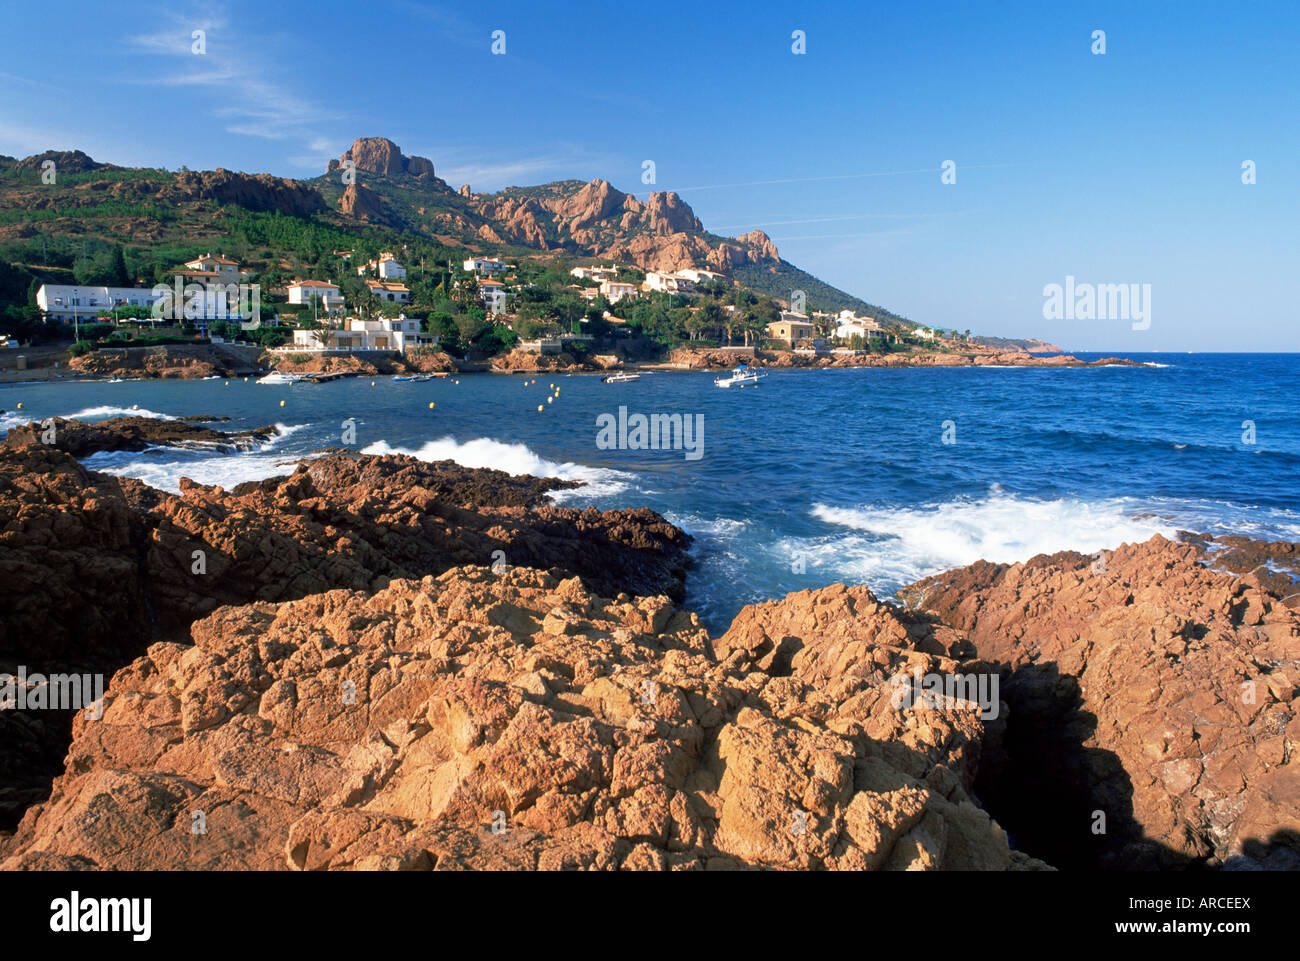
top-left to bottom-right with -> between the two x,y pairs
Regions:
3,416 -> 276,458
904,534 -> 1300,869
1,567 -> 1034,870
339,182 -> 390,223
327,137 -> 436,179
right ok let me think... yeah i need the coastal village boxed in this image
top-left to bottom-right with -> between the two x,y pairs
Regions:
12,247 -> 1072,382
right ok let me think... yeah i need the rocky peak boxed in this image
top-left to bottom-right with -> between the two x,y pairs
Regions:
327,137 -> 436,179
645,191 -> 702,235
736,229 -> 779,262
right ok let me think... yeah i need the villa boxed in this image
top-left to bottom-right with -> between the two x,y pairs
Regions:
599,278 -> 639,304
766,311 -> 816,345
570,265 -> 619,282
183,253 -> 242,277
645,270 -> 697,295
356,252 -> 407,280
463,257 -> 511,275
289,314 -> 435,352
365,280 -> 410,304
479,278 -> 511,315
35,284 -> 161,321
287,280 -> 344,313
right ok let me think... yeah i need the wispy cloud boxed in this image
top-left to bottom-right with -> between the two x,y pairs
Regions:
123,5 -> 344,164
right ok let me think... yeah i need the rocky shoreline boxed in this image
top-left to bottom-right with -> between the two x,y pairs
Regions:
34,342 -> 1145,381
0,418 -> 1294,870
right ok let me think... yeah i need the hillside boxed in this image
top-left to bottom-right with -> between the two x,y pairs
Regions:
0,137 -> 905,321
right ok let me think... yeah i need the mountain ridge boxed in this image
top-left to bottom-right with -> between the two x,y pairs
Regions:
0,136 -> 913,323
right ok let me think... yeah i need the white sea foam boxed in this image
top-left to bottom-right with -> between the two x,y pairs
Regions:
62,405 -> 178,421
83,423 -> 312,493
809,489 -> 1178,579
359,436 -> 635,499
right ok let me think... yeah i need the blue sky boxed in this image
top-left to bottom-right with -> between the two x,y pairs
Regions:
2,0 -> 1296,350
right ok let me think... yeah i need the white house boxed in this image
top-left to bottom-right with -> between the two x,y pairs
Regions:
645,270 -> 696,295
599,278 -> 638,304
570,265 -> 619,282
290,314 -> 435,352
365,280 -> 410,304
378,257 -> 406,280
913,326 -> 936,341
356,253 -> 407,280
287,280 -> 344,313
478,279 -> 512,315
675,267 -> 725,284
463,257 -> 510,275
36,284 -> 161,321
184,253 -> 241,277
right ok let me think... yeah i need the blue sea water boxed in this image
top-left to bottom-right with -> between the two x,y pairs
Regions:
3,353 -> 1297,633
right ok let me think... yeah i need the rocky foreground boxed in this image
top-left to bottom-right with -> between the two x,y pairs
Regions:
0,421 -> 1296,870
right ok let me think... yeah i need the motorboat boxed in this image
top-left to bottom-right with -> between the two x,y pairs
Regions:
601,371 -> 640,383
714,365 -> 764,388
255,371 -> 306,385
393,373 -> 434,382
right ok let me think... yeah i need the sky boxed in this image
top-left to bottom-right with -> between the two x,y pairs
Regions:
2,0 -> 1297,351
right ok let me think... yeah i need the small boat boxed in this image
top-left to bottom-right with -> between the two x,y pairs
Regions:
393,373 -> 434,382
714,365 -> 764,388
104,377 -> 124,384
602,371 -> 640,383
255,372 -> 306,385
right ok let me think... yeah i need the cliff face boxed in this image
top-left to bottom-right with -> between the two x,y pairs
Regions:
464,177 -> 776,273
320,138 -> 779,273
173,168 -> 326,217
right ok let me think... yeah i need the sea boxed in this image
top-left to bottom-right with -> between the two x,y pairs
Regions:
3,353 -> 1297,634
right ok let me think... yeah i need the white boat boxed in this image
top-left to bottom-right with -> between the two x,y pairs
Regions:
714,365 -> 764,388
255,372 -> 306,385
393,374 -> 434,382
602,371 -> 640,383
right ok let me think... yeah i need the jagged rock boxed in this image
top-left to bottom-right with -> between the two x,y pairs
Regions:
339,182 -> 389,222
3,416 -> 276,458
1,567 -> 1028,870
173,168 -> 325,217
904,534 -> 1300,869
328,137 -> 435,179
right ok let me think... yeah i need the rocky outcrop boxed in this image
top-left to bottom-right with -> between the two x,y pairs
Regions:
16,150 -> 103,175
327,137 -> 436,180
173,168 -> 326,217
339,182 -> 390,223
3,416 -> 277,457
465,179 -> 779,274
665,347 -> 1143,371
903,534 -> 1300,870
1,567 -> 1034,871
